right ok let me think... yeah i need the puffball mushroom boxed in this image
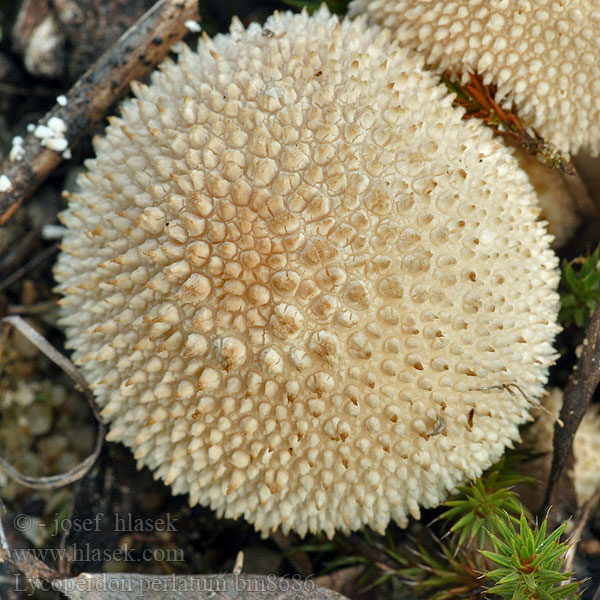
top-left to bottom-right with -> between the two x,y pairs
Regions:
54,8 -> 560,537
349,0 -> 600,156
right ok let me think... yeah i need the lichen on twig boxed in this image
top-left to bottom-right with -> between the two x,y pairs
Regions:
0,0 -> 199,226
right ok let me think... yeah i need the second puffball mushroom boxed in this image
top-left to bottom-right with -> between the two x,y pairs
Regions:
349,0 -> 600,157
54,8 -> 560,537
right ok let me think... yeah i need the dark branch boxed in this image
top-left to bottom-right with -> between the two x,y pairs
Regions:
0,0 -> 199,226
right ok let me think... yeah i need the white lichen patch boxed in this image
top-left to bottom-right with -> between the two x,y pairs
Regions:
9,136 -> 25,162
34,117 -> 68,153
0,175 -> 12,192
55,8 -> 560,538
184,20 -> 201,33
349,0 -> 600,156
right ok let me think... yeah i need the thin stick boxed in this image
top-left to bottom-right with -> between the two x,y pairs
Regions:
8,300 -> 61,315
0,0 -> 199,226
0,243 -> 58,293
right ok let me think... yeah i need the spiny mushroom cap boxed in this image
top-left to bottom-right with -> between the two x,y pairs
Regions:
349,0 -> 600,156
529,389 -> 600,505
54,8 -> 560,538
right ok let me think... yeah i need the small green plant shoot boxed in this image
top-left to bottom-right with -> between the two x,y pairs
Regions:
559,246 -> 600,327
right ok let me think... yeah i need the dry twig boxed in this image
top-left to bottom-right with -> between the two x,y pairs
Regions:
0,244 -> 58,293
0,0 -> 199,226
541,302 -> 600,516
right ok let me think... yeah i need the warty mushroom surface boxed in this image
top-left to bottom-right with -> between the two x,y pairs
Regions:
54,8 -> 560,537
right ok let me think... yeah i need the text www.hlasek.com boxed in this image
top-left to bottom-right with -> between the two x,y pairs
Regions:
3,544 -> 184,563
